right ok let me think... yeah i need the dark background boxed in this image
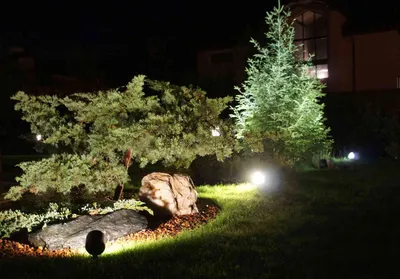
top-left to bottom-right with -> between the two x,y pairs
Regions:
0,0 -> 399,155
1,0 -> 397,86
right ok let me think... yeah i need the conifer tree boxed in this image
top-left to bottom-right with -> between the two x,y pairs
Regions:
5,76 -> 236,201
231,2 -> 332,165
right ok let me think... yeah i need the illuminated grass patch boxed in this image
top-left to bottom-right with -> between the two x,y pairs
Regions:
2,163 -> 400,278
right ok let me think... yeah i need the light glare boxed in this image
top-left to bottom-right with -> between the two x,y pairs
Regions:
317,69 -> 328,79
36,134 -> 42,141
348,152 -> 355,160
211,127 -> 220,137
251,171 -> 266,185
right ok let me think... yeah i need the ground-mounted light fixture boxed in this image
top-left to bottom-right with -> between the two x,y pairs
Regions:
85,230 -> 106,259
250,171 -> 266,185
348,152 -> 357,160
36,134 -> 42,141
248,168 -> 281,194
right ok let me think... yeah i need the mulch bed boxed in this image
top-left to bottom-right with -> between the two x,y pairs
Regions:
0,202 -> 219,259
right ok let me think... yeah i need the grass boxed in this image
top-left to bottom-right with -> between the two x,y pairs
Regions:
2,160 -> 400,278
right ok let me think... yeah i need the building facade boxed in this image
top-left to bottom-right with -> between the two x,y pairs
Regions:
196,45 -> 250,96
196,0 -> 400,96
289,0 -> 400,94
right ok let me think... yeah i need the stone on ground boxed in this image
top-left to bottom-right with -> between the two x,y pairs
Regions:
28,209 -> 147,250
139,172 -> 198,216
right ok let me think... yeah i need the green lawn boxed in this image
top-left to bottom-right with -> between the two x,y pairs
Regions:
2,161 -> 400,278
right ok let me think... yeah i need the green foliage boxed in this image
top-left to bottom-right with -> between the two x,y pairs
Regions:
5,154 -> 128,201
309,149 -> 332,169
231,5 -> 332,166
7,75 -> 236,200
80,199 -> 153,215
145,80 -> 237,167
372,113 -> 400,159
330,156 -> 350,164
0,199 -> 152,238
0,203 -> 77,238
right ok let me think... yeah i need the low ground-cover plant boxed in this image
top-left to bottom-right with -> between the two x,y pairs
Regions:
0,199 -> 152,239
80,199 -> 153,216
0,203 -> 75,238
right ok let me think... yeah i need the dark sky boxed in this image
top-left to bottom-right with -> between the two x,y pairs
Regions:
0,0 -> 398,85
1,0 -> 398,48
1,1 -> 273,43
0,1 -> 279,85
0,1 -> 265,77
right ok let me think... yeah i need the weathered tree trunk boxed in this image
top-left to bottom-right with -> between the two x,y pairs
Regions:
113,148 -> 132,200
113,185 -> 124,201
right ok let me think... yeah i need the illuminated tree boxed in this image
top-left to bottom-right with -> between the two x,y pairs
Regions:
231,3 -> 332,166
5,76 -> 236,201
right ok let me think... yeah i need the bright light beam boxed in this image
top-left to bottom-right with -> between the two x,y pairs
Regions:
348,152 -> 355,160
250,171 -> 266,185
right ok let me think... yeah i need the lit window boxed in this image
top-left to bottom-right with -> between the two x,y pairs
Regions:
294,11 -> 327,61
316,64 -> 328,79
294,10 -> 328,80
307,64 -> 328,79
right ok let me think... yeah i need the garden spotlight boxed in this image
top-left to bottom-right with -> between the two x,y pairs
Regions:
348,152 -> 355,160
85,230 -> 106,259
250,171 -> 266,185
36,134 -> 42,141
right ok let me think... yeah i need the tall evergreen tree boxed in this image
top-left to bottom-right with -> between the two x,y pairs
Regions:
231,2 -> 332,166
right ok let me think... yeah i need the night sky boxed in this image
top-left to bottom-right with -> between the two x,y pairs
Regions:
0,1 -> 275,86
0,0 -> 398,86
0,0 -> 286,86
1,1 -> 268,40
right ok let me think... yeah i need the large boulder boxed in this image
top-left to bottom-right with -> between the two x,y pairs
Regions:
139,172 -> 198,216
28,209 -> 147,250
